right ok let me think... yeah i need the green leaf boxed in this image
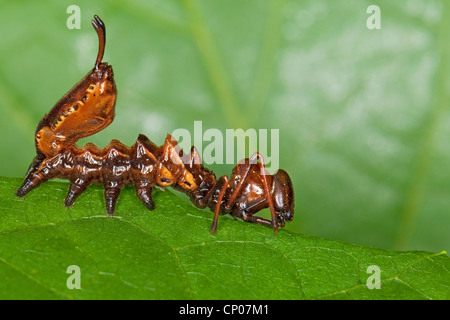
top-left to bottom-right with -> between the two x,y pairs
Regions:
0,177 -> 448,299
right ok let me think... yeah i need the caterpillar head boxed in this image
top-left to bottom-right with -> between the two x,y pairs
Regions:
35,15 -> 117,159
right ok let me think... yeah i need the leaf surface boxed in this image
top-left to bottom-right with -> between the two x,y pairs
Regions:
0,177 -> 448,299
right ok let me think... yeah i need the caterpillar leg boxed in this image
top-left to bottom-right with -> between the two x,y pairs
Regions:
241,212 -> 273,227
64,179 -> 89,207
210,176 -> 229,235
15,157 -> 47,198
104,186 -> 121,216
15,173 -> 47,198
250,152 -> 279,234
134,182 -> 156,210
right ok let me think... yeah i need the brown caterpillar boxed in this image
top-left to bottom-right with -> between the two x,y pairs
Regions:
16,16 -> 294,234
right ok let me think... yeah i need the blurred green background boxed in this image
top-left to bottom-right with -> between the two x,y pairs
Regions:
0,0 -> 448,253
